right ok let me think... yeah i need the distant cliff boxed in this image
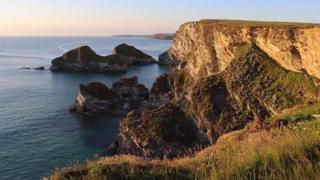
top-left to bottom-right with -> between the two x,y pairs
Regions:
113,33 -> 174,40
169,20 -> 320,79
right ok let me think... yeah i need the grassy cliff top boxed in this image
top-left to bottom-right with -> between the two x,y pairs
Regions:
199,19 -> 320,27
49,116 -> 320,180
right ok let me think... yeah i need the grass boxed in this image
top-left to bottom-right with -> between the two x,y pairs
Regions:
199,19 -> 320,27
49,117 -> 320,180
270,101 -> 320,123
232,43 -> 320,110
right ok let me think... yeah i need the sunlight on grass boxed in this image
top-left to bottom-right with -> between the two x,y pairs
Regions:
49,118 -> 320,180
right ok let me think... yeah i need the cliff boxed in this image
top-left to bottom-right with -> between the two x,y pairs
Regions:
48,20 -> 320,179
169,20 -> 320,80
110,20 -> 320,159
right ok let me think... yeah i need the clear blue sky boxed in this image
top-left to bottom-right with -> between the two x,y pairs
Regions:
1,0 -> 319,36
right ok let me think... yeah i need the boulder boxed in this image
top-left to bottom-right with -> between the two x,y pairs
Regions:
113,43 -> 156,65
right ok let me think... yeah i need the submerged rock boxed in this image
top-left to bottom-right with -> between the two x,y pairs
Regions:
69,76 -> 149,116
113,43 -> 156,65
21,66 -> 46,70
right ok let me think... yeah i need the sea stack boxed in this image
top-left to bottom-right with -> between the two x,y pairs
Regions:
50,44 -> 156,73
50,46 -> 127,73
69,76 -> 149,116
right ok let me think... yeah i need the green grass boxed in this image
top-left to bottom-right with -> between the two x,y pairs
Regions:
199,19 -> 320,27
270,101 -> 320,123
49,118 -> 320,180
234,43 -> 253,59
233,43 -> 320,109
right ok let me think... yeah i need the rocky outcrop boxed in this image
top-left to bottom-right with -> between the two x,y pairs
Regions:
69,76 -> 149,116
69,82 -> 120,115
50,44 -> 155,73
113,44 -> 156,65
50,46 -> 127,73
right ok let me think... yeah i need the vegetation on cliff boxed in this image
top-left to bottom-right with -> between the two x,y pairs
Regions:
49,117 -> 320,180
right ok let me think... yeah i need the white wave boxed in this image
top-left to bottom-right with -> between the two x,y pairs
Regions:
0,53 -> 49,60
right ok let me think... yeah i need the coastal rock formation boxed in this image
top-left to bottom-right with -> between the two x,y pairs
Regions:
112,43 -> 320,158
48,20 -> 320,179
69,76 -> 149,115
50,44 -> 155,73
113,43 -> 156,65
50,46 -> 127,73
69,82 -> 120,115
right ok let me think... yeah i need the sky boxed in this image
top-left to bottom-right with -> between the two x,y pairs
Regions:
0,0 -> 319,36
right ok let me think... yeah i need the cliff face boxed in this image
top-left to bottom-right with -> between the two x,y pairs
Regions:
110,21 -> 320,159
170,20 -> 320,80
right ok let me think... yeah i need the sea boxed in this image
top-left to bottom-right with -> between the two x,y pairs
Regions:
0,37 -> 171,179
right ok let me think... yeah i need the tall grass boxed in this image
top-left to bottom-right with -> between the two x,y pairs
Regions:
49,119 -> 320,180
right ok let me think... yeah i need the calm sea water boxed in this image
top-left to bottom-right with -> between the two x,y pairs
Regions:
0,37 -> 171,180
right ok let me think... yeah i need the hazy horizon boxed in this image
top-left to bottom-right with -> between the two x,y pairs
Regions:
1,0 -> 320,36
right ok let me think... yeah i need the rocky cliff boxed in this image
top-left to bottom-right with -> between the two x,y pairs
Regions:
111,20 -> 320,159
169,20 -> 320,80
